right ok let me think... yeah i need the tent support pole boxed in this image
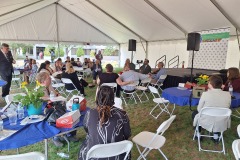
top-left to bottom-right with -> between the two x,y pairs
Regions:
55,3 -> 60,58
236,28 -> 240,68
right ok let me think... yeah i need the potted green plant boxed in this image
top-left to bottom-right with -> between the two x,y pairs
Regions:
195,74 -> 209,90
14,81 -> 45,115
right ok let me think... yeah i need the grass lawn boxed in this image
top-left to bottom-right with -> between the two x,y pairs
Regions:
0,69 -> 239,160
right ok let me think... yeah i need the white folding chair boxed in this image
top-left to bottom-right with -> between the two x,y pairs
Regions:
82,68 -> 92,78
151,74 -> 167,91
86,140 -> 133,160
121,81 -> 139,105
11,70 -> 21,88
114,97 -> 123,109
148,86 -> 175,119
61,78 -> 81,99
135,78 -> 151,103
5,93 -> 26,106
237,124 -> 240,138
132,115 -> 176,160
232,139 -> 240,160
50,76 -> 65,96
0,152 -> 46,160
101,83 -> 117,96
193,107 -> 232,154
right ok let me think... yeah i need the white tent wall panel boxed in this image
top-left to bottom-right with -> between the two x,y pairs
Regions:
147,40 -> 189,68
0,0 -> 58,26
225,37 -> 240,68
59,0 -> 138,44
0,5 -> 57,41
92,0 -> 185,41
57,6 -> 116,44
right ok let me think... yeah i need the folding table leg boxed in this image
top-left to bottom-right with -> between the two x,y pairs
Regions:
45,139 -> 48,160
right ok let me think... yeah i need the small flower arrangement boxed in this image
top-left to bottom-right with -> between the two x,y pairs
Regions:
195,75 -> 209,86
14,81 -> 45,109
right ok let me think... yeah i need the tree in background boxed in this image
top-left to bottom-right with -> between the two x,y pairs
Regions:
76,47 -> 84,57
44,45 -> 65,57
103,46 -> 119,56
9,42 -> 33,59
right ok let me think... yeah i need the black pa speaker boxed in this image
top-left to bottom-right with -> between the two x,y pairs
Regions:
128,39 -> 136,51
187,33 -> 201,51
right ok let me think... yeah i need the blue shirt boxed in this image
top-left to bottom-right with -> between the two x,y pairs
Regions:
152,68 -> 166,82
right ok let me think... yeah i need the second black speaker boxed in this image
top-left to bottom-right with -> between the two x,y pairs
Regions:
128,39 -> 136,51
187,33 -> 201,51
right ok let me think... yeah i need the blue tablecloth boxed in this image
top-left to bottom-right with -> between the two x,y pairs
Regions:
0,80 -> 7,87
0,108 -> 89,150
162,87 -> 240,108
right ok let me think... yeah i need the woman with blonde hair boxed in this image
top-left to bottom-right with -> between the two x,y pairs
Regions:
62,62 -> 86,95
222,67 -> 240,92
78,86 -> 131,160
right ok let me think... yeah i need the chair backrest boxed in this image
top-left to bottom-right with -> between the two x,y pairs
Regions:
13,70 -> 20,76
199,107 -> 232,132
157,115 -> 176,135
237,124 -> 240,138
156,74 -> 167,84
86,140 -> 133,160
0,152 -> 46,160
148,86 -> 160,98
101,83 -> 117,88
199,107 -> 231,117
61,78 -> 78,90
114,97 -> 123,109
5,93 -> 26,104
232,139 -> 240,160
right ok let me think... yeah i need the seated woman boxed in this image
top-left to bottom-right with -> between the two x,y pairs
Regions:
192,75 -> 231,141
97,64 -> 132,97
78,86 -> 131,160
45,60 -> 54,75
62,62 -> 86,95
222,67 -> 240,92
38,63 -> 51,75
91,60 -> 102,84
54,58 -> 63,72
24,59 -> 38,82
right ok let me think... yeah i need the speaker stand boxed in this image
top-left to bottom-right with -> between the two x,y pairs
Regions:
189,50 -> 195,111
131,51 -> 133,63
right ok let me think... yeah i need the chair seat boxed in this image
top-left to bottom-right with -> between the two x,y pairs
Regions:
135,86 -> 147,91
52,83 -> 65,88
153,98 -> 169,104
132,131 -> 166,149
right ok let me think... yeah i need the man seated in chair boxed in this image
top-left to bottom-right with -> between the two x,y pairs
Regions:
150,62 -> 166,84
120,63 -> 149,92
192,75 -> 231,141
139,59 -> 151,74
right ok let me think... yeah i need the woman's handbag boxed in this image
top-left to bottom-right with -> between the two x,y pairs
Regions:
44,101 -> 67,125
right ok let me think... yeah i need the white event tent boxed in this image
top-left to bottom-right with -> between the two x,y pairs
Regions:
0,0 -> 239,68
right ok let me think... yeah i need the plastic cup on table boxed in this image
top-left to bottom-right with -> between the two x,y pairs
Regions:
7,109 -> 17,126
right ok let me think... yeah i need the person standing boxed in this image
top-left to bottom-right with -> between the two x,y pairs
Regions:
50,49 -> 55,63
95,50 -> 103,64
0,43 -> 16,97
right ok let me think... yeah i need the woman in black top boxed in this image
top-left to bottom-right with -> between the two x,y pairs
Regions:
98,64 -> 131,97
91,60 -> 102,84
78,86 -> 131,160
61,62 -> 85,95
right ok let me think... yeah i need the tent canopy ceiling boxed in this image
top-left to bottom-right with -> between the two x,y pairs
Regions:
0,0 -> 239,44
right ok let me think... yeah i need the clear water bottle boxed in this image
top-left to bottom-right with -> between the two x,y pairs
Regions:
229,84 -> 233,96
50,91 -> 55,100
57,152 -> 69,159
17,103 -> 24,119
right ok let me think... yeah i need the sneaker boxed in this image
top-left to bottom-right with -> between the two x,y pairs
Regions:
67,136 -> 80,142
52,138 -> 63,147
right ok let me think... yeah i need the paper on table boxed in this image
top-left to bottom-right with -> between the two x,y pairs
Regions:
0,130 -> 17,141
50,96 -> 67,102
20,115 -> 45,125
52,71 -> 62,77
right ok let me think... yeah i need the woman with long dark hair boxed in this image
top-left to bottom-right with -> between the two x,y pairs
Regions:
78,86 -> 131,160
222,67 -> 240,92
